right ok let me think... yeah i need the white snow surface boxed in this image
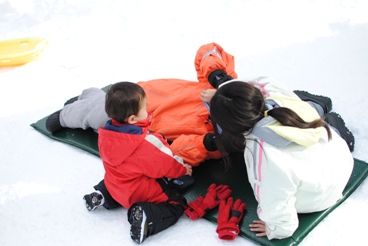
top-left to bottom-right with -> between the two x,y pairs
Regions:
1,0 -> 368,245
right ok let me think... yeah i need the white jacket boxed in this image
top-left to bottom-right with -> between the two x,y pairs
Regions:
243,81 -> 353,239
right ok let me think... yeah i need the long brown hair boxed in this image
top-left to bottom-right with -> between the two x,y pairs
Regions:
210,81 -> 331,154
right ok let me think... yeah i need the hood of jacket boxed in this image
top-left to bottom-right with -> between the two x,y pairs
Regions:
253,93 -> 326,147
98,127 -> 146,166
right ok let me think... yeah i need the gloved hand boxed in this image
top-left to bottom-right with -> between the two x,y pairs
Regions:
216,197 -> 246,240
208,69 -> 233,88
185,183 -> 231,220
203,133 -> 217,152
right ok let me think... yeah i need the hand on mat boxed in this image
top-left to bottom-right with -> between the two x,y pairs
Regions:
249,220 -> 267,237
185,183 -> 232,220
216,197 -> 246,240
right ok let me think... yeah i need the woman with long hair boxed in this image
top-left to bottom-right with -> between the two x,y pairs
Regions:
206,79 -> 354,239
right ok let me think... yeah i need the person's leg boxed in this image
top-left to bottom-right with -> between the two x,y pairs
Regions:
83,179 -> 121,211
60,87 -> 109,130
128,201 -> 184,244
157,177 -> 194,197
167,175 -> 195,192
45,110 -> 63,133
293,90 -> 332,116
324,112 -> 355,152
127,177 -> 187,243
293,90 -> 354,151
46,87 -> 109,133
45,95 -> 81,133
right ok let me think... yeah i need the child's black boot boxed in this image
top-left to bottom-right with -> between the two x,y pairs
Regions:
128,201 -> 184,244
45,110 -> 64,133
83,191 -> 104,211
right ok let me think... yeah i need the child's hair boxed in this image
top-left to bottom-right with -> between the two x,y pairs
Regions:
105,81 -> 146,123
210,81 -> 331,153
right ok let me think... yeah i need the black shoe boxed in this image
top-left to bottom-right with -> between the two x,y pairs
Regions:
129,205 -> 148,244
208,69 -> 233,88
64,96 -> 79,106
294,90 -> 332,114
45,110 -> 64,133
325,112 -> 355,152
83,192 -> 104,211
128,202 -> 183,244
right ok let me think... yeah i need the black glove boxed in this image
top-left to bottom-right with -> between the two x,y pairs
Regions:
208,69 -> 233,88
203,133 -> 218,151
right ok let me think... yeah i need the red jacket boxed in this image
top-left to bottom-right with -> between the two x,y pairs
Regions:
98,126 -> 186,208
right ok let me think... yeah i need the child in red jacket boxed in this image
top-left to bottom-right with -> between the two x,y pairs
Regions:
84,82 -> 192,244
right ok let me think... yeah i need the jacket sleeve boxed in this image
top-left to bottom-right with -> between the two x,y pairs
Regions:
257,158 -> 299,240
169,134 -> 209,166
140,134 -> 187,179
194,42 -> 237,84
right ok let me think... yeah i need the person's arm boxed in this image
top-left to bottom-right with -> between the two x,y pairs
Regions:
140,133 -> 189,178
194,42 -> 237,87
169,133 -> 211,166
254,158 -> 299,240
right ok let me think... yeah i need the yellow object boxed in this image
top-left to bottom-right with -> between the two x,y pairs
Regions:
0,37 -> 47,67
266,94 -> 325,146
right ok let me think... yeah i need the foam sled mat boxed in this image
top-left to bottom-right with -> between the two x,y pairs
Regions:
31,116 -> 368,246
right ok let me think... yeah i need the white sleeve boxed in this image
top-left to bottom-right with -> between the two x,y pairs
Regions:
257,158 -> 299,240
264,82 -> 299,99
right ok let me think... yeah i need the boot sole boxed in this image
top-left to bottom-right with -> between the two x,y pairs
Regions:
83,193 -> 102,211
129,206 -> 147,244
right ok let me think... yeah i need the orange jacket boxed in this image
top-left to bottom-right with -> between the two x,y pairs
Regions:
137,43 -> 237,165
138,79 -> 213,166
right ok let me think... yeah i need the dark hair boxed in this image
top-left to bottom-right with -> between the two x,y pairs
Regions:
105,82 -> 146,123
210,81 -> 331,153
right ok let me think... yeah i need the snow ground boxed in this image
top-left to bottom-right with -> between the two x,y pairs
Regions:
0,0 -> 368,245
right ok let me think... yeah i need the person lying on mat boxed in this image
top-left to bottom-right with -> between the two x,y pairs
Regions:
205,79 -> 354,239
84,81 -> 192,244
45,42 -> 351,167
45,42 -> 236,166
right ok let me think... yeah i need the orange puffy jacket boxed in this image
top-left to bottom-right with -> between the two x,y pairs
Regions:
138,43 -> 237,166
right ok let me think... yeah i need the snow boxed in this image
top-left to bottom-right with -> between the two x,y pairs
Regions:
1,0 -> 368,245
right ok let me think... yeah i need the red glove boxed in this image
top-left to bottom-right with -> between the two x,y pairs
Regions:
185,183 -> 231,220
216,197 -> 246,240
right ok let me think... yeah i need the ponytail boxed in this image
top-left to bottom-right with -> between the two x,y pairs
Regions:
267,107 -> 332,139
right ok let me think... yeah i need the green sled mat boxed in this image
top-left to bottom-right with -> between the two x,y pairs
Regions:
31,116 -> 368,246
